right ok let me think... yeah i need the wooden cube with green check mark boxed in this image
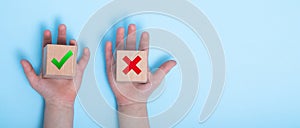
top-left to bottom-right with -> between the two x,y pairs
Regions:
42,44 -> 77,79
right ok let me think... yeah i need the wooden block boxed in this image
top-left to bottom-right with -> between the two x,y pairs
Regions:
43,44 -> 77,79
116,50 -> 148,83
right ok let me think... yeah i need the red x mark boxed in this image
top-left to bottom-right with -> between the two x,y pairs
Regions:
122,56 -> 142,75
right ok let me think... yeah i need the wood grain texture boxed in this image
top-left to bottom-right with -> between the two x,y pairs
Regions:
116,50 -> 148,83
42,44 -> 77,79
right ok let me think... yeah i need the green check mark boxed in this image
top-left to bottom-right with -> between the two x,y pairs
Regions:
51,50 -> 74,70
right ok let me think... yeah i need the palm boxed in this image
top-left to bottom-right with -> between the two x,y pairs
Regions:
105,24 -> 176,105
36,78 -> 75,102
21,24 -> 90,104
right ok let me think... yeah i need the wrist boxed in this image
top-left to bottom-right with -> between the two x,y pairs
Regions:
45,99 -> 74,109
44,98 -> 74,128
118,103 -> 148,117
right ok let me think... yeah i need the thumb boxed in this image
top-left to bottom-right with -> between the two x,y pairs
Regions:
151,60 -> 177,87
21,60 -> 39,89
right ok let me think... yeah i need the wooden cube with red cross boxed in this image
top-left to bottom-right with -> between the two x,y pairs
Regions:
116,50 -> 148,83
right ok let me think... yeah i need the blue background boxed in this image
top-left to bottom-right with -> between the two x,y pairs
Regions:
1,0 -> 300,127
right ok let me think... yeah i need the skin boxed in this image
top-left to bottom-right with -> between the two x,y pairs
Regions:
21,24 -> 90,128
105,24 -> 177,128
21,24 -> 175,128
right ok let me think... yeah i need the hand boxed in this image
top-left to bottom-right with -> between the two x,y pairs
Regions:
21,24 -> 90,106
105,24 -> 176,106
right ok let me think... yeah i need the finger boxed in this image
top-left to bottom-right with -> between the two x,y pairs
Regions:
57,24 -> 67,45
105,42 -> 116,89
43,30 -> 52,47
78,48 -> 90,72
125,24 -> 136,50
116,27 -> 125,50
139,32 -> 149,52
20,60 -> 39,89
69,39 -> 77,46
152,60 -> 177,85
